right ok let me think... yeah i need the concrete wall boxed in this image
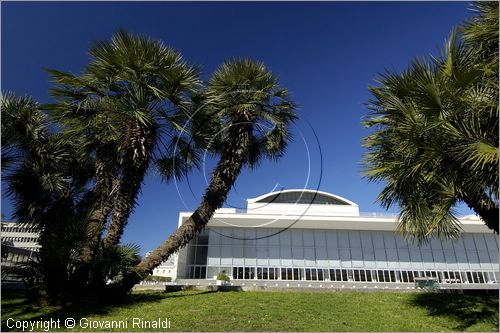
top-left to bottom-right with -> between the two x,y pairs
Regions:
246,202 -> 359,216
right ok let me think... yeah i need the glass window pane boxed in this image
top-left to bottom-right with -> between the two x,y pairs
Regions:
342,269 -> 349,281
335,269 -> 342,281
329,269 -> 336,281
201,266 -> 206,279
318,269 -> 324,281
269,268 -> 275,280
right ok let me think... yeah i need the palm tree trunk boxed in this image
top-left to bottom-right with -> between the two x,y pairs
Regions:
120,120 -> 253,291
103,121 -> 156,247
39,196 -> 75,302
80,145 -> 117,261
463,194 -> 499,233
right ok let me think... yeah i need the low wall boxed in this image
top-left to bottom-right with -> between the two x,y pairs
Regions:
161,279 -> 499,293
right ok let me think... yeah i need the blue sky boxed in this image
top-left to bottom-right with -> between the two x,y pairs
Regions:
2,1 -> 474,255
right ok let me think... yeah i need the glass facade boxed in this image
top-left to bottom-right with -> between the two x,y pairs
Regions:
182,227 -> 499,284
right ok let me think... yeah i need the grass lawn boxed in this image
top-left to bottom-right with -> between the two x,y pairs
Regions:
1,289 -> 498,332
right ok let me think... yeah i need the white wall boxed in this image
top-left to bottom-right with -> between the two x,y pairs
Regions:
246,202 -> 359,216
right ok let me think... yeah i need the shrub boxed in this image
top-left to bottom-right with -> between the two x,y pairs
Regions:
142,275 -> 172,283
216,271 -> 230,282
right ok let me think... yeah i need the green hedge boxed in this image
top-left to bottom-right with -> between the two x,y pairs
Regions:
142,275 -> 172,282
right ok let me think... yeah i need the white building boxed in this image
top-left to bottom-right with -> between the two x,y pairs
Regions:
1,222 -> 40,282
147,252 -> 178,279
172,189 -> 499,285
1,222 -> 40,252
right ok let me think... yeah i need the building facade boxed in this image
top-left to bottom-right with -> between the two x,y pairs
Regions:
173,190 -> 499,285
1,222 -> 40,282
1,222 -> 41,252
147,252 -> 178,280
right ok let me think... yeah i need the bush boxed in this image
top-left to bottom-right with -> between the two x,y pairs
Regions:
216,271 -> 230,282
142,275 -> 172,283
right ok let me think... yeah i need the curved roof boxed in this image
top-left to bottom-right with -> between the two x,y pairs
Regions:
247,189 -> 358,206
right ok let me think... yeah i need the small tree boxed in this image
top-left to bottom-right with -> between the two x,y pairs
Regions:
216,271 -> 230,282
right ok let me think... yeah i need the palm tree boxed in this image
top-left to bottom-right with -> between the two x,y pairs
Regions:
1,93 -> 46,172
47,86 -> 122,261
460,2 -> 499,73
122,59 -> 297,289
48,30 -> 201,256
362,3 -> 498,241
2,93 -> 92,222
1,93 -> 97,301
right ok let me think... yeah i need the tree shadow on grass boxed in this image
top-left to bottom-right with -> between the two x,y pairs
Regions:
1,289 -> 215,331
161,290 -> 217,299
410,291 -> 499,331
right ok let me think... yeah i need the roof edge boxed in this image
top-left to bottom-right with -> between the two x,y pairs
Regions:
247,189 -> 358,206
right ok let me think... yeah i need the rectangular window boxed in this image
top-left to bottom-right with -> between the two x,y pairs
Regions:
287,268 -> 293,281
293,268 -> 300,280
470,272 -> 479,283
389,270 -> 396,282
201,266 -> 207,279
245,267 -> 254,279
335,269 -> 342,281
195,246 -> 208,265
359,270 -> 366,282
189,267 -> 194,278
305,268 -> 311,280
323,269 -> 330,281
365,270 -> 372,282
353,270 -> 360,282
341,269 -> 349,282
281,268 -> 287,280
378,270 -> 385,282
317,269 -> 324,281
312,269 -> 318,281
269,268 -> 275,280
